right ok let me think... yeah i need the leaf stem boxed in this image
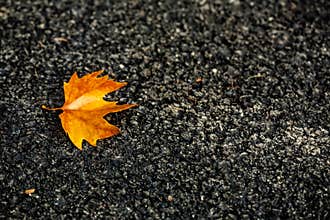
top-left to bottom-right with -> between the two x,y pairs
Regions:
41,105 -> 62,111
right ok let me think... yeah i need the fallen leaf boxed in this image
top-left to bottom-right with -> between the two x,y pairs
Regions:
167,195 -> 174,202
42,70 -> 137,150
24,188 -> 35,195
53,37 -> 68,43
195,77 -> 203,83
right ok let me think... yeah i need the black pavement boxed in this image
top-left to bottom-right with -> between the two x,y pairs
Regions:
1,1 -> 329,219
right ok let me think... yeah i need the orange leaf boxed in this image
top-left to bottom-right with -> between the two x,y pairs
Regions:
24,188 -> 35,195
42,70 -> 137,150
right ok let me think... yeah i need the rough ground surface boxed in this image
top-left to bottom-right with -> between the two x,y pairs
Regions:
1,0 -> 329,219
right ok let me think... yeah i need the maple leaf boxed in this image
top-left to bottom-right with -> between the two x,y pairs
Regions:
42,70 -> 136,150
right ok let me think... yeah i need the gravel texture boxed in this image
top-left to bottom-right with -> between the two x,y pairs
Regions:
1,0 -> 329,219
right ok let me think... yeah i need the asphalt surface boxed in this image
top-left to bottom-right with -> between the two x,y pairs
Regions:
1,0 -> 329,219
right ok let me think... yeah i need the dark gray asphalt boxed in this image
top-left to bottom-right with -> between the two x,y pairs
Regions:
1,0 -> 329,219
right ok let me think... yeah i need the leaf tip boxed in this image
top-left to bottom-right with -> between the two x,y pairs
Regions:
89,139 -> 98,147
89,69 -> 104,78
73,141 -> 83,150
126,103 -> 138,109
98,69 -> 105,75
